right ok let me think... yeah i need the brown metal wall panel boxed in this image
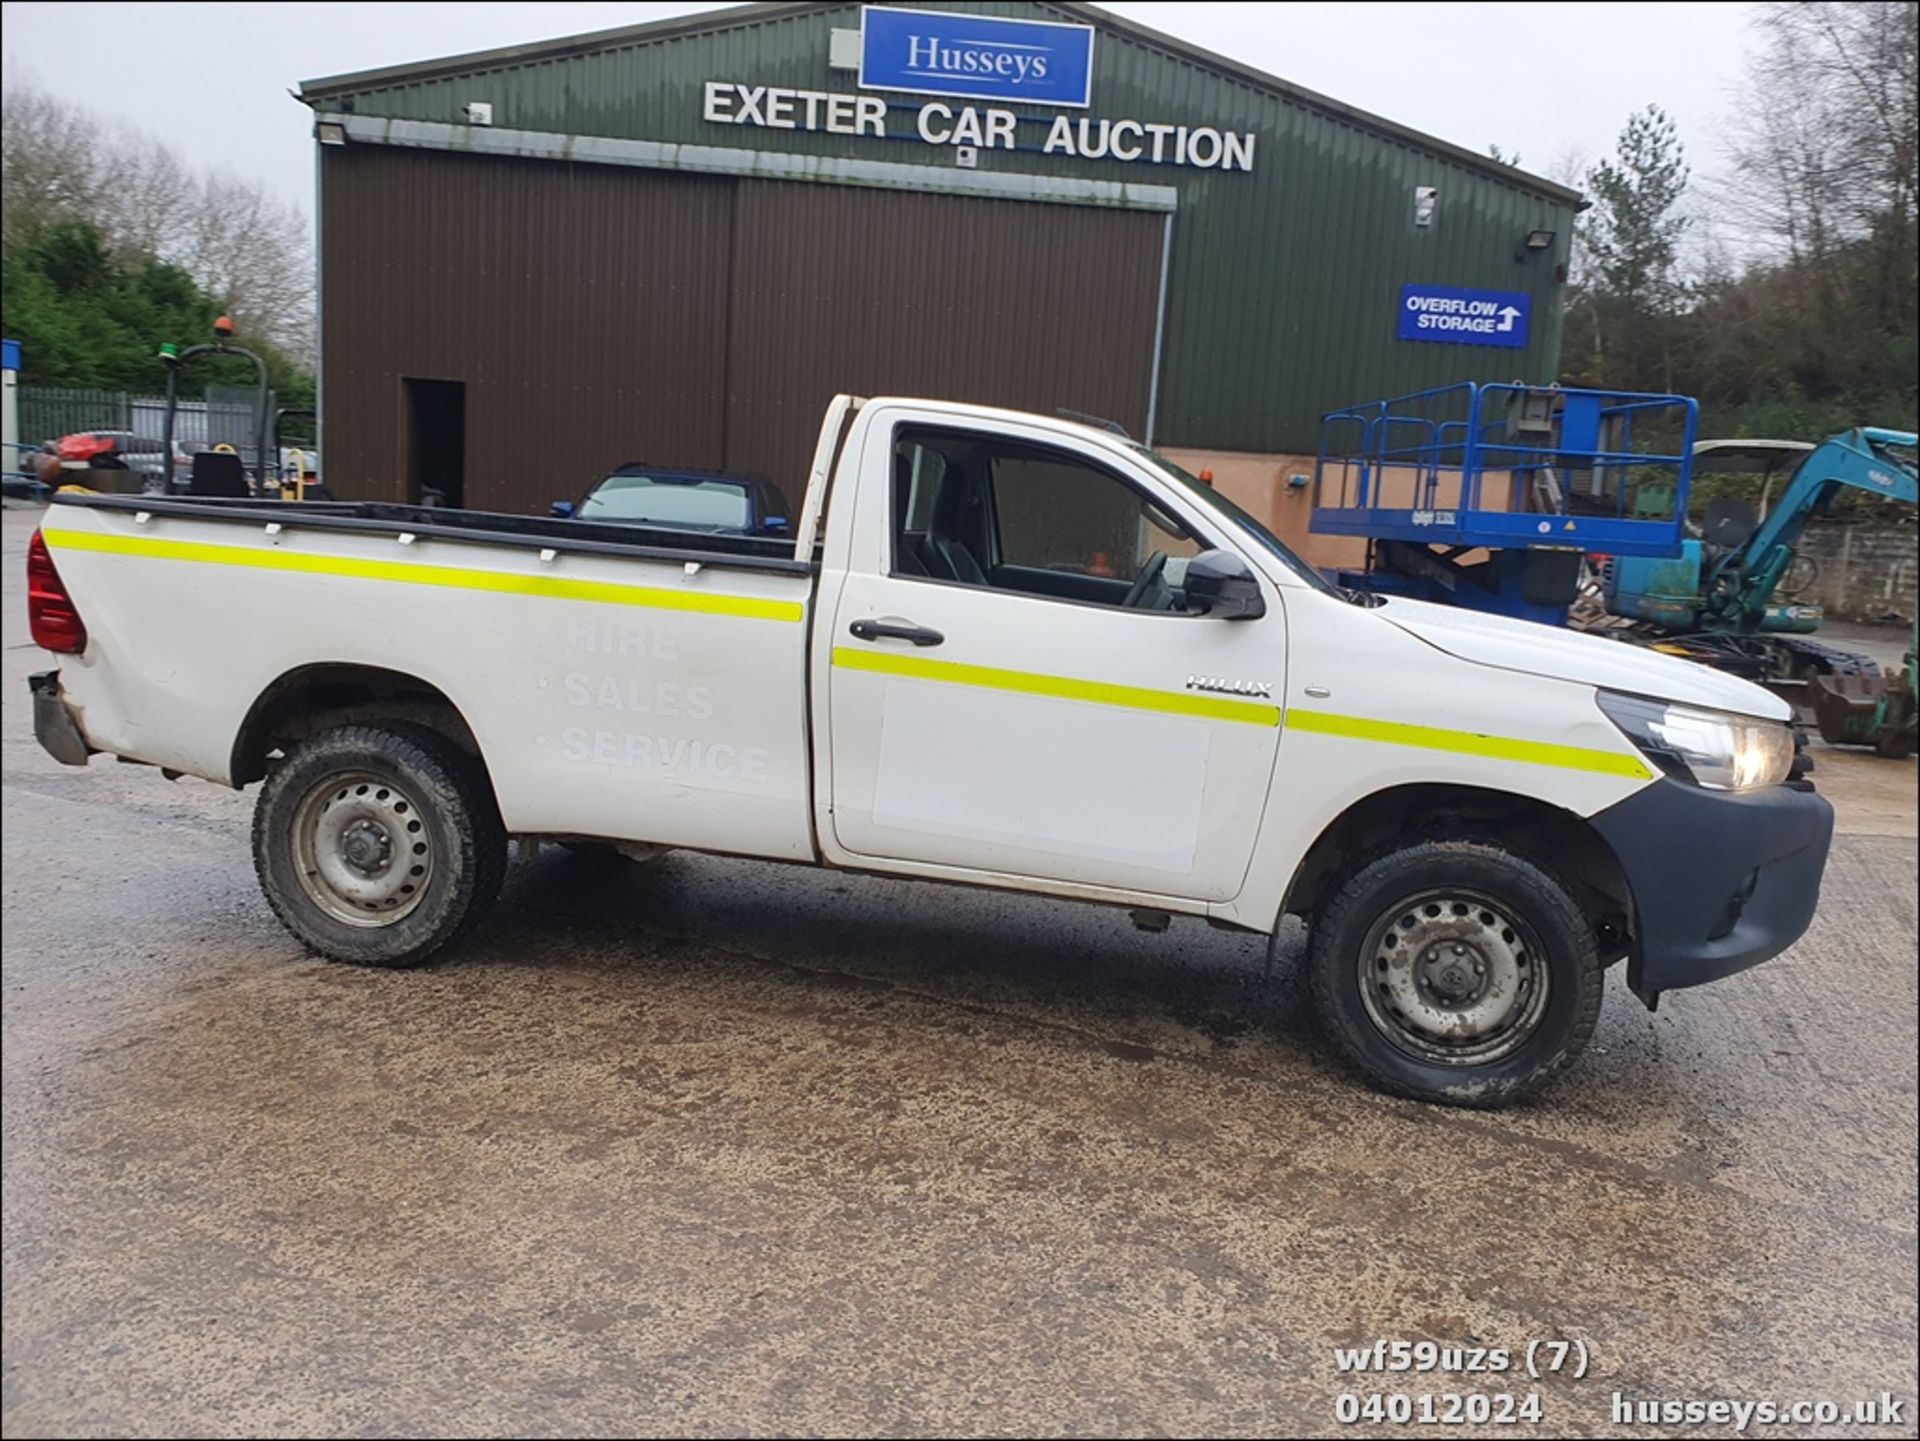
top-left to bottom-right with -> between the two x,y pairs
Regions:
322,148 -> 1161,511
306,1 -> 1581,456
723,181 -> 1162,489
320,146 -> 733,511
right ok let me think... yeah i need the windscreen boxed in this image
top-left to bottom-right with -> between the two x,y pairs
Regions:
1129,444 -> 1340,595
578,474 -> 753,530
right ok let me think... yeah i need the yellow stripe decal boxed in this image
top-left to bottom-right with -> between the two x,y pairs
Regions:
1287,709 -> 1653,779
834,646 -> 1647,777
41,527 -> 805,623
831,646 -> 1281,726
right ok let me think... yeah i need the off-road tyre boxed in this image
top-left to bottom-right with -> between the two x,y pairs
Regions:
1306,838 -> 1603,1108
253,724 -> 506,968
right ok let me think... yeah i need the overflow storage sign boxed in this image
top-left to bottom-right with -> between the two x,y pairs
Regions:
1398,284 -> 1530,349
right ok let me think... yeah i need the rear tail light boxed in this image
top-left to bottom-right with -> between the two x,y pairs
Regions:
27,530 -> 88,653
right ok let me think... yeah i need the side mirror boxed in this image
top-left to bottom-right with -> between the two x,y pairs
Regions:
550,499 -> 576,519
1184,548 -> 1266,620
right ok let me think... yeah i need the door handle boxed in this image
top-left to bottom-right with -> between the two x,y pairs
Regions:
849,618 -> 944,647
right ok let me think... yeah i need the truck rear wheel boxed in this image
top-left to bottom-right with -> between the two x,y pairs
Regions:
1306,839 -> 1602,1108
253,724 -> 506,967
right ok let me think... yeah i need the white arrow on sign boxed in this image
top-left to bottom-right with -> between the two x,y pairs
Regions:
1496,305 -> 1522,332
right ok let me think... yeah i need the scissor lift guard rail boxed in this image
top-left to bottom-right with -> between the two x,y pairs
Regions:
1313,382 -> 1698,625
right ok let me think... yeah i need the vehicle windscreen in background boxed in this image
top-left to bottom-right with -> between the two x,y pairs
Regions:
578,475 -> 753,530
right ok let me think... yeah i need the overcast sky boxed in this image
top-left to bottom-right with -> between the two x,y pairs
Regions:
3,1 -> 1755,212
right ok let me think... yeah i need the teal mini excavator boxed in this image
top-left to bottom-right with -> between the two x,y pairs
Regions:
1598,426 -> 1918,753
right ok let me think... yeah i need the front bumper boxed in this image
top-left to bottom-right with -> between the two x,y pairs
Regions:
29,670 -> 93,767
1591,776 -> 1834,1001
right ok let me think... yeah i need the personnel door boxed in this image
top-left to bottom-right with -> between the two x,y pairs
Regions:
823,411 -> 1285,902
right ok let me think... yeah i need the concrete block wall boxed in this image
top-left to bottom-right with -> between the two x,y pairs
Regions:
1795,524 -> 1919,623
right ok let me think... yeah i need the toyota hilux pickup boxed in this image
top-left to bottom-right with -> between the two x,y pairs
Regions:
27,395 -> 1834,1107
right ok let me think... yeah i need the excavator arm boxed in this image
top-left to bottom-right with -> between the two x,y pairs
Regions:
1703,427 -> 1918,628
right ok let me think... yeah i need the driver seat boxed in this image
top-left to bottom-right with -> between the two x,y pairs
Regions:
922,468 -> 987,585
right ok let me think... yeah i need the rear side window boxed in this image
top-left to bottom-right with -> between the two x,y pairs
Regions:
579,474 -> 752,529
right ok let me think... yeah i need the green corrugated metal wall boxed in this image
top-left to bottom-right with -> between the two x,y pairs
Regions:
307,2 -> 1578,456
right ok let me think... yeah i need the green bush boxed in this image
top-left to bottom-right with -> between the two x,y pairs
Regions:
2,220 -> 314,406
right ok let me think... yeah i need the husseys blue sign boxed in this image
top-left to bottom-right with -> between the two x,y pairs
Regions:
860,6 -> 1095,108
1398,284 -> 1531,349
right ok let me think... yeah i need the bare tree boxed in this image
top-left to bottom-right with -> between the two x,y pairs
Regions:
2,74 -> 314,361
1704,0 -> 1918,406
177,170 -> 316,360
0,77 -> 111,239
1723,3 -> 1917,261
1547,144 -> 1593,286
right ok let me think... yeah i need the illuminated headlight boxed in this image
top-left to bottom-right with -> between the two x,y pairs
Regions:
1598,693 -> 1794,792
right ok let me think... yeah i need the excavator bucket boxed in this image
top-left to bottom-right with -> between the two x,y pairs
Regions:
1810,667 -> 1917,758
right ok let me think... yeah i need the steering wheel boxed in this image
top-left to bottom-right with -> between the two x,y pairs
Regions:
1121,550 -> 1169,609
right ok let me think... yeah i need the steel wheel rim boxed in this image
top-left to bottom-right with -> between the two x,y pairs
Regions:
290,770 -> 435,927
1356,888 -> 1550,1065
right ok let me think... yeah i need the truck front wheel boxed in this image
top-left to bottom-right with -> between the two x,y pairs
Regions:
1306,839 -> 1602,1108
253,724 -> 506,967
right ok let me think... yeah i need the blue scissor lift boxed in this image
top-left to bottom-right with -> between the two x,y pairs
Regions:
1312,383 -> 1698,625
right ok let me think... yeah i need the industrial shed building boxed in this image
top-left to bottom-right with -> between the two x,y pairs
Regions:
299,0 -> 1580,540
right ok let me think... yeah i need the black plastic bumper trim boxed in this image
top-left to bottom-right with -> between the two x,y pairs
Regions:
29,670 -> 93,767
1591,776 -> 1834,999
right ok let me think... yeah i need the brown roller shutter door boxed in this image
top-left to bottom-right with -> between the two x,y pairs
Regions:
724,179 -> 1165,492
322,148 -> 1165,512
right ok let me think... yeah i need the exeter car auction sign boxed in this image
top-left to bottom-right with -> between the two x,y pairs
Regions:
1398,284 -> 1531,349
859,6 -> 1095,108
699,5 -> 1257,172
702,81 -> 1256,171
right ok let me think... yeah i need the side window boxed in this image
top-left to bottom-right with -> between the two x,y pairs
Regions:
890,424 -> 1207,612
992,453 -> 1201,579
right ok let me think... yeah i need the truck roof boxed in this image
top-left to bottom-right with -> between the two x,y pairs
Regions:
859,396 -> 1142,450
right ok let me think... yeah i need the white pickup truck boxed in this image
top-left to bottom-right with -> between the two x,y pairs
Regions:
28,395 -> 1834,1106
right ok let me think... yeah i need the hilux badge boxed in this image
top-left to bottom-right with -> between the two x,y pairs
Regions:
1186,674 -> 1273,699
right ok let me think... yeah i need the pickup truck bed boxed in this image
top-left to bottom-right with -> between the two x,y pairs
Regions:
37,489 -> 821,862
91,493 -> 812,567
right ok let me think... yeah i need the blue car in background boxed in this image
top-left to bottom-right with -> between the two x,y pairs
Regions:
552,464 -> 792,538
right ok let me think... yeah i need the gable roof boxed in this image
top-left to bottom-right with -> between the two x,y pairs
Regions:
299,1 -> 1582,204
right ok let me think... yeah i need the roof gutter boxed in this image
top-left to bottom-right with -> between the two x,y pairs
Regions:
314,112 -> 1179,212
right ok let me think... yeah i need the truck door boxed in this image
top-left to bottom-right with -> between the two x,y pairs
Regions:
818,408 -> 1285,903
